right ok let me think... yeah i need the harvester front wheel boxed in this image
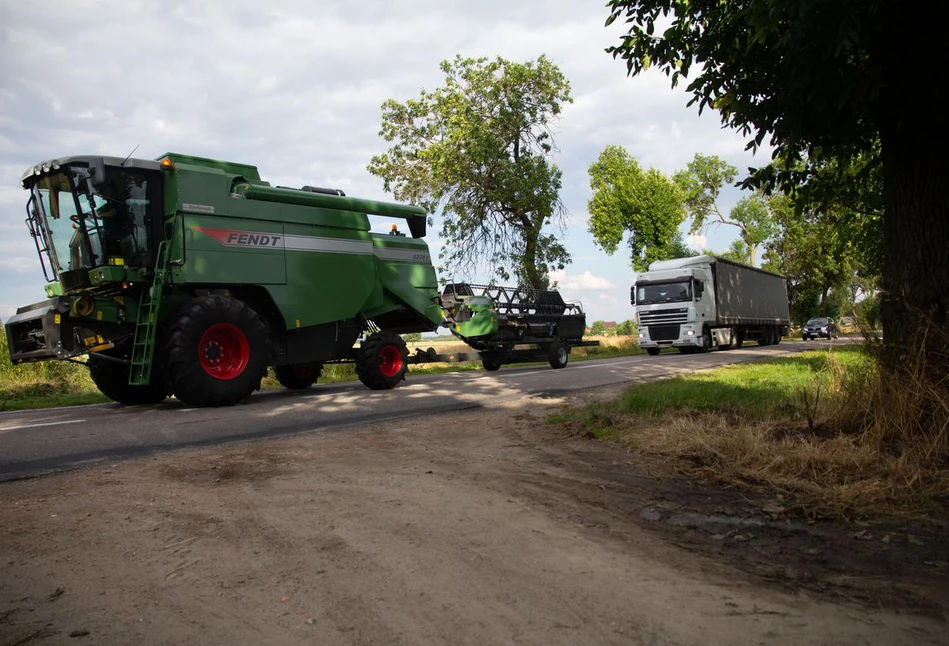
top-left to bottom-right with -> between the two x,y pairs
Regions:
164,295 -> 270,407
88,350 -> 168,405
274,363 -> 323,390
356,331 -> 408,390
547,340 -> 569,369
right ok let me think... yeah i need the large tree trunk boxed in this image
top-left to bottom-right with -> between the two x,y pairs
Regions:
876,7 -> 949,376
879,119 -> 949,375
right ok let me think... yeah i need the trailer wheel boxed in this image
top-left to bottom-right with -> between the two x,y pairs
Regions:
274,363 -> 323,390
734,329 -> 744,349
481,353 -> 502,371
88,350 -> 168,405
356,331 -> 408,389
646,348 -> 661,356
548,340 -> 569,369
164,295 -> 270,407
757,327 -> 772,346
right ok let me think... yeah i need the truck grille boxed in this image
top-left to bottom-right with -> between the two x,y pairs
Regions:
638,308 -> 688,325
648,324 -> 680,341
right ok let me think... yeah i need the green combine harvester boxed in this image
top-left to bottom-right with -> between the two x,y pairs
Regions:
5,153 -> 596,407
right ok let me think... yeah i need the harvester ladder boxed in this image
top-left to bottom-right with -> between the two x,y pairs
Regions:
129,241 -> 170,386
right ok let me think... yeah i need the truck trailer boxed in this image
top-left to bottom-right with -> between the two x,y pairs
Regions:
4,152 -> 597,407
631,255 -> 790,355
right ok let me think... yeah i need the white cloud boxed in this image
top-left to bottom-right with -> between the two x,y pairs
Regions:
687,234 -> 709,250
550,270 -> 614,291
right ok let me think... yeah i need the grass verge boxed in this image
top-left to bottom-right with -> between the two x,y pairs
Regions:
549,344 -> 949,523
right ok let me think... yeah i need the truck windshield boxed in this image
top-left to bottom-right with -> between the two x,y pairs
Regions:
25,164 -> 160,279
636,281 -> 692,304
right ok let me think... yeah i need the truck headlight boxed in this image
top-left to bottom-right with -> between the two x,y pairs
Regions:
686,330 -> 695,336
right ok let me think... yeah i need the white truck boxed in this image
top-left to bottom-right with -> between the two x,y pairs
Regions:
631,255 -> 790,355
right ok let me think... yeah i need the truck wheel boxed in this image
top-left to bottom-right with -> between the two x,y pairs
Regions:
646,348 -> 661,356
734,328 -> 744,349
548,340 -> 569,369
773,327 -> 782,345
702,329 -> 713,352
274,363 -> 323,390
356,331 -> 408,389
164,295 -> 270,407
88,351 -> 168,405
481,353 -> 502,371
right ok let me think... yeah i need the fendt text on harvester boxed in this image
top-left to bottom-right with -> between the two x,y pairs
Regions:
5,153 -> 597,407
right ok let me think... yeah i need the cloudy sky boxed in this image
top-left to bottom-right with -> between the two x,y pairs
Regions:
0,0 -> 769,326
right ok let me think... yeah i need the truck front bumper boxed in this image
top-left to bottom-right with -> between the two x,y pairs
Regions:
637,324 -> 703,349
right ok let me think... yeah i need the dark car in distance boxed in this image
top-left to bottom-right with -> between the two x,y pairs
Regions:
802,317 -> 839,340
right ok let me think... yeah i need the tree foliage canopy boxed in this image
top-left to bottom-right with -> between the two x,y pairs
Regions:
673,153 -> 775,265
368,55 -> 573,289
606,0 -> 949,369
587,145 -> 685,271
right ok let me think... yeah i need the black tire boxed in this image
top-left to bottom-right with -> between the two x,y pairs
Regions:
88,350 -> 168,405
273,363 -> 323,390
802,335 -> 810,341
481,353 -> 502,372
773,327 -> 782,345
758,327 -> 771,346
356,331 -> 408,389
734,328 -> 744,349
548,340 -> 569,369
163,295 -> 270,407
702,329 -> 713,352
646,347 -> 661,356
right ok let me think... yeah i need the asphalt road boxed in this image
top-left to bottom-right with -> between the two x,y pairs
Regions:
0,340 -> 845,481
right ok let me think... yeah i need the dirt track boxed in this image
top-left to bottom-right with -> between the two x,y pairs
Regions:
1,387 -> 947,645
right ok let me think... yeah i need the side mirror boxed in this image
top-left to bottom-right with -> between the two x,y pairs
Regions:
630,285 -> 636,305
407,216 -> 427,239
693,280 -> 705,299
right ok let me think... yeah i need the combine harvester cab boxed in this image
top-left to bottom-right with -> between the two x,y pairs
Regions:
439,283 -> 598,371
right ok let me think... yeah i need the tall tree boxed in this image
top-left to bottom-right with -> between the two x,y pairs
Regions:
762,195 -> 857,324
605,0 -> 949,370
587,145 -> 686,271
368,55 -> 573,289
673,154 -> 776,266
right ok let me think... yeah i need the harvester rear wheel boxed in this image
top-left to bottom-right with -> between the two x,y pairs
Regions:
481,353 -> 502,371
356,331 -> 408,390
163,295 -> 270,407
88,350 -> 168,405
274,363 -> 323,389
548,340 -> 569,369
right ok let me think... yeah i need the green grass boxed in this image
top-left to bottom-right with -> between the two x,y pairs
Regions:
549,344 -> 949,521
615,346 -> 870,419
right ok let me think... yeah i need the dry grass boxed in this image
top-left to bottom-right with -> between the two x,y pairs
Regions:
556,341 -> 949,523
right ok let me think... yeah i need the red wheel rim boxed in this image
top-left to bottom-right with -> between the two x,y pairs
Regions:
378,344 -> 403,378
199,323 -> 250,380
